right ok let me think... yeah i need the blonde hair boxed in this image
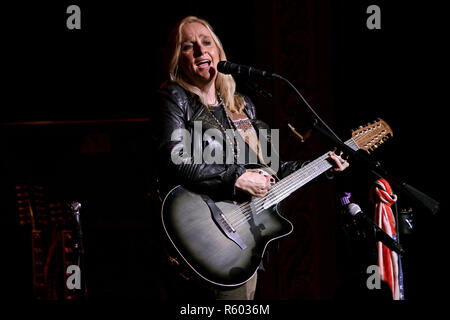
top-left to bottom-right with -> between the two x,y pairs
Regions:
165,16 -> 245,113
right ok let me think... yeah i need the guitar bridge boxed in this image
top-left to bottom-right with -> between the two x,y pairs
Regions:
220,213 -> 236,232
201,195 -> 247,250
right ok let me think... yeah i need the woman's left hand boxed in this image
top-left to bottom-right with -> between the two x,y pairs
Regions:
328,151 -> 350,172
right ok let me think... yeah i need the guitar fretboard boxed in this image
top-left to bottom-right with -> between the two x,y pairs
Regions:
261,138 -> 359,209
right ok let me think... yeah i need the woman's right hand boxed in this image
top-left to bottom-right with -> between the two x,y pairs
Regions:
235,170 -> 274,197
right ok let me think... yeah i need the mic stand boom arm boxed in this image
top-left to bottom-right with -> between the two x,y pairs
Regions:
277,75 -> 440,216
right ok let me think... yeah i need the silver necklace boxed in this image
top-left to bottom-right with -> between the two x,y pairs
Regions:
207,93 -> 240,161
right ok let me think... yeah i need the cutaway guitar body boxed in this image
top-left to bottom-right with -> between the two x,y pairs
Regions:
161,119 -> 392,286
161,182 -> 293,286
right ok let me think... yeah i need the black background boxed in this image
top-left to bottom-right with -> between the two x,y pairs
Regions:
1,0 -> 447,309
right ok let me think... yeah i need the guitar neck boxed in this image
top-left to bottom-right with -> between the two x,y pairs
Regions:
263,138 -> 358,208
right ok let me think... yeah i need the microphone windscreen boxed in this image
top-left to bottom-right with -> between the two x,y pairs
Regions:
347,203 -> 362,216
217,61 -> 232,74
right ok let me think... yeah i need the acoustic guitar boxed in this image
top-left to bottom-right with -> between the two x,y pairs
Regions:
161,119 -> 392,286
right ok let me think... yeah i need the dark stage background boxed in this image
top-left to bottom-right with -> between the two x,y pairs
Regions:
1,0 -> 446,303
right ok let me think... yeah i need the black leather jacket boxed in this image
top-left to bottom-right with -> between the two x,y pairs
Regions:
154,81 -> 303,200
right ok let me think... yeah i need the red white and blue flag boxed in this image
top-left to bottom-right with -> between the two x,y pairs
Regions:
371,178 -> 404,300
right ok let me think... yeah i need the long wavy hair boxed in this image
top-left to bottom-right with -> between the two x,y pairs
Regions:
164,16 -> 245,113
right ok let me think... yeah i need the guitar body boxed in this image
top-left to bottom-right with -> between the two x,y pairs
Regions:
161,185 -> 293,286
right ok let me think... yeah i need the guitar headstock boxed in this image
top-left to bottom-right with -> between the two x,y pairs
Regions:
351,118 -> 393,153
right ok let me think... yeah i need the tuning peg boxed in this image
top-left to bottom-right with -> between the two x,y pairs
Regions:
352,126 -> 362,134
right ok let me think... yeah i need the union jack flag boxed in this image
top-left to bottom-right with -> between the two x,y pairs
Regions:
371,179 -> 404,300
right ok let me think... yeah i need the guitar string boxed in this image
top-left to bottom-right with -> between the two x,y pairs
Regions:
229,177 -> 313,227
222,150 -> 326,225
225,138 -> 361,228
226,150 -> 337,225
225,124 -> 379,224
226,142 -> 349,224
225,141 -> 356,226
223,128 -> 363,224
225,159 -> 315,224
230,136 -> 389,228
228,151 -> 369,228
230,154 -> 333,228
226,152 -> 333,227
229,150 -> 363,229
225,130 -> 376,227
183,124 -> 385,236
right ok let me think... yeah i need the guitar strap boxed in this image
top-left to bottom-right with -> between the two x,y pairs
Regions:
223,107 -> 278,177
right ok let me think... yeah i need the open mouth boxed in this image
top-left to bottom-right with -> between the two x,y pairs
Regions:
195,60 -> 212,68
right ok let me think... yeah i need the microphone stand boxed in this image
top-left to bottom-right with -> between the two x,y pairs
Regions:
276,75 -> 440,216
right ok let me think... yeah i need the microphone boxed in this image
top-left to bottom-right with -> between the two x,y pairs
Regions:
217,61 -> 282,79
347,203 -> 405,256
